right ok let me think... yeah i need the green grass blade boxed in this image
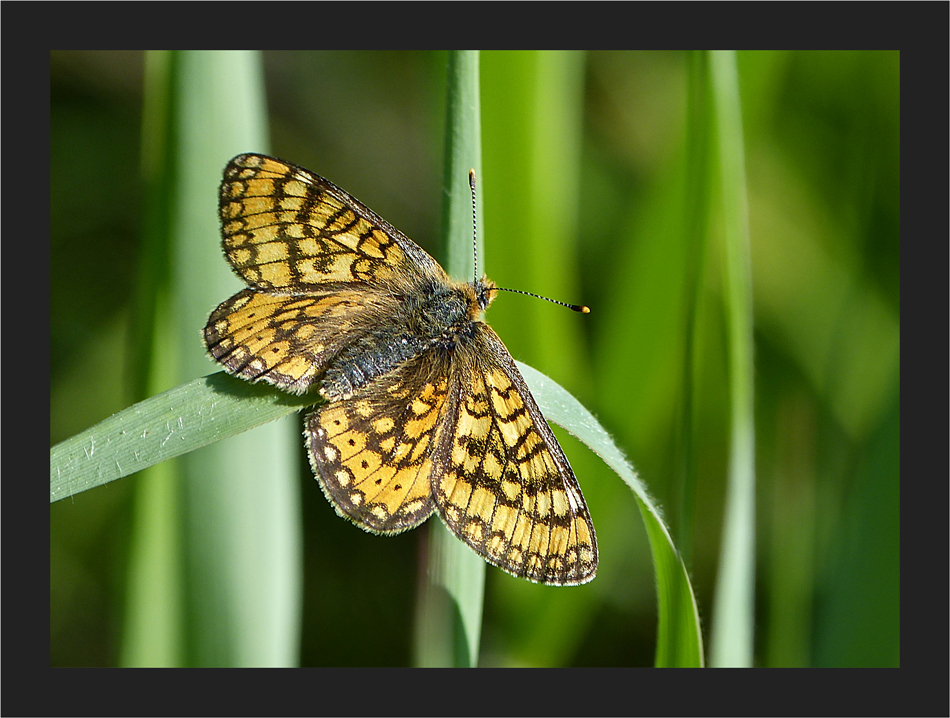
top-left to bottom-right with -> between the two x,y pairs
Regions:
414,49 -> 486,668
50,373 -> 314,503
118,48 -> 182,667
110,50 -> 302,667
172,51 -> 303,667
708,50 -> 757,668
676,51 -> 714,566
50,358 -> 706,664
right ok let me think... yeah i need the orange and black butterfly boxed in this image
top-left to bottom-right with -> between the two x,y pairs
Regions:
204,153 -> 596,585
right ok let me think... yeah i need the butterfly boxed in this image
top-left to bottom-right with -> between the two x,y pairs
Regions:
204,153 -> 597,585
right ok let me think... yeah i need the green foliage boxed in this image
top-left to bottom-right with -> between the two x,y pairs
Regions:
50,373 -> 314,502
51,50 -> 899,668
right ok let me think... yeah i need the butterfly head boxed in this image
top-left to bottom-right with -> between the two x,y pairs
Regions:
473,275 -> 499,313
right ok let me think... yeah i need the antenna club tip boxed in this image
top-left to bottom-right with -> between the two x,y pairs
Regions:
468,168 -> 476,186
578,305 -> 591,314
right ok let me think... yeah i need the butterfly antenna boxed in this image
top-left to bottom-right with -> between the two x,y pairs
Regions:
469,168 -> 479,282
496,286 -> 590,313
468,169 -> 590,315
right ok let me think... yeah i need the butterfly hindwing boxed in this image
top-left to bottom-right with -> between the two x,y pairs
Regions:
431,325 -> 597,585
306,351 -> 454,534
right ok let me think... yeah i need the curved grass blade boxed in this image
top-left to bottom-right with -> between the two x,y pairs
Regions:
49,345 -> 705,665
519,362 -> 705,667
50,372 -> 315,503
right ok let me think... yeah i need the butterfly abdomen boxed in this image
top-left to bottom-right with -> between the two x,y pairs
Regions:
320,328 -> 429,400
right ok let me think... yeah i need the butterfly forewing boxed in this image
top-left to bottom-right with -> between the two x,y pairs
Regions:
219,154 -> 445,293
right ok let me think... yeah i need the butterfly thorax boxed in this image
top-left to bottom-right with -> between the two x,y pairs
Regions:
319,275 -> 498,402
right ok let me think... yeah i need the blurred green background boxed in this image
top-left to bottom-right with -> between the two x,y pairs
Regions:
50,51 -> 899,667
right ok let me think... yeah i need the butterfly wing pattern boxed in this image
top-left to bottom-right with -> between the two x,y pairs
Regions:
204,153 -> 597,585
